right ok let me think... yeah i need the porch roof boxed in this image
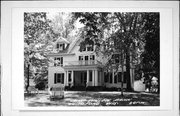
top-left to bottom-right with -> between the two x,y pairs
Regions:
63,64 -> 103,71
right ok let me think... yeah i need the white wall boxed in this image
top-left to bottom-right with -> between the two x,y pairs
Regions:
48,67 -> 65,87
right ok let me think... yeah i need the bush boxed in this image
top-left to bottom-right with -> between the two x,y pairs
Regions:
35,82 -> 46,90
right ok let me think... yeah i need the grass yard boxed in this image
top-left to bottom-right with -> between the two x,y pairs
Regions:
25,91 -> 159,107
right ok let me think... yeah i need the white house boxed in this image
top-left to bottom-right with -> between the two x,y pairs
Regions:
47,37 -> 135,90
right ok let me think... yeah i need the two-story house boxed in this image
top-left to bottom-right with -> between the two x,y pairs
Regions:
47,37 -> 135,90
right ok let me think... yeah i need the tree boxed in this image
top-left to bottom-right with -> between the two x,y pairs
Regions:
24,12 -> 52,92
141,13 -> 160,92
50,12 -> 76,42
73,12 -> 146,92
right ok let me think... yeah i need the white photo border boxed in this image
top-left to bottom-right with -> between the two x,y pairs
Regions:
1,1 -> 179,116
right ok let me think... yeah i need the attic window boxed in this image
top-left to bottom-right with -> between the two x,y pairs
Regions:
56,43 -> 65,50
81,44 -> 94,52
87,45 -> 94,51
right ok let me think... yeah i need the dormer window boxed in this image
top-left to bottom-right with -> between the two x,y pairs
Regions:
56,43 -> 65,51
87,45 -> 94,51
81,44 -> 94,52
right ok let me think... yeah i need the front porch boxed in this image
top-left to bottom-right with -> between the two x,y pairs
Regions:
64,65 -> 104,88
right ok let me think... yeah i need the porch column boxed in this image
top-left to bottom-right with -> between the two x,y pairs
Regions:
95,70 -> 98,86
92,70 -> 95,86
71,70 -> 74,86
86,70 -> 89,87
65,71 -> 67,86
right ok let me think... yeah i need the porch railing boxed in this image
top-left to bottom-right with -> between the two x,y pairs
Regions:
64,60 -> 102,66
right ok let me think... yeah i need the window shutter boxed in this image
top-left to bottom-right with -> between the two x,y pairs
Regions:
92,55 -> 95,60
54,57 -> 57,66
56,43 -> 59,49
54,73 -> 57,84
62,73 -> 64,84
61,57 -> 63,66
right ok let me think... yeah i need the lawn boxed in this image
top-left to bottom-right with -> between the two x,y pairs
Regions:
25,91 -> 159,107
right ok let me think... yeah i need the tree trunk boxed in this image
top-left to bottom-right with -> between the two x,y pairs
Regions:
126,49 -> 133,91
121,66 -> 124,96
121,53 -> 124,96
25,64 -> 30,93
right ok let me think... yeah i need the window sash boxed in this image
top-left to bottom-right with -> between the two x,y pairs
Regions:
85,56 -> 88,61
54,57 -> 63,66
109,72 -> 112,83
90,55 -> 95,60
104,72 -> 109,83
54,73 -> 64,84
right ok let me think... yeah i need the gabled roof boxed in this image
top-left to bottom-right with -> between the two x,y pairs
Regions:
48,36 -> 81,56
55,37 -> 70,44
67,37 -> 81,53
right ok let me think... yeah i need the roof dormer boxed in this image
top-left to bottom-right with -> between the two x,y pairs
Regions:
55,37 -> 70,51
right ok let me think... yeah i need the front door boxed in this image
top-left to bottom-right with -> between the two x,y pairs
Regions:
74,71 -> 87,87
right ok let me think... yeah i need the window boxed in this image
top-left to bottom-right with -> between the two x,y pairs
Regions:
85,56 -> 88,65
54,73 -> 64,84
87,45 -> 94,51
117,72 -> 127,83
56,43 -> 60,49
109,72 -> 112,83
89,70 -> 92,81
104,72 -> 109,83
79,56 -> 83,61
81,46 -> 86,51
56,43 -> 65,51
54,57 -> 63,66
90,55 -> 95,60
68,71 -> 72,82
112,54 -> 120,64
90,55 -> 95,64
114,72 -> 118,83
118,72 -> 122,82
81,44 -> 94,52
85,56 -> 89,61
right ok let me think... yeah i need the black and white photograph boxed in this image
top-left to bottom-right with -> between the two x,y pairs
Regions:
24,12 -> 160,107
1,1 -> 179,116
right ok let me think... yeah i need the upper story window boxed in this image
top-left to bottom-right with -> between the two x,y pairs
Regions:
112,54 -> 120,64
79,55 -> 95,61
79,56 -> 84,61
54,57 -> 63,67
81,44 -> 94,52
56,43 -> 65,51
90,55 -> 95,60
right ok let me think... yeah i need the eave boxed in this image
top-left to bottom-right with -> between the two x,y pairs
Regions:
47,53 -> 75,57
